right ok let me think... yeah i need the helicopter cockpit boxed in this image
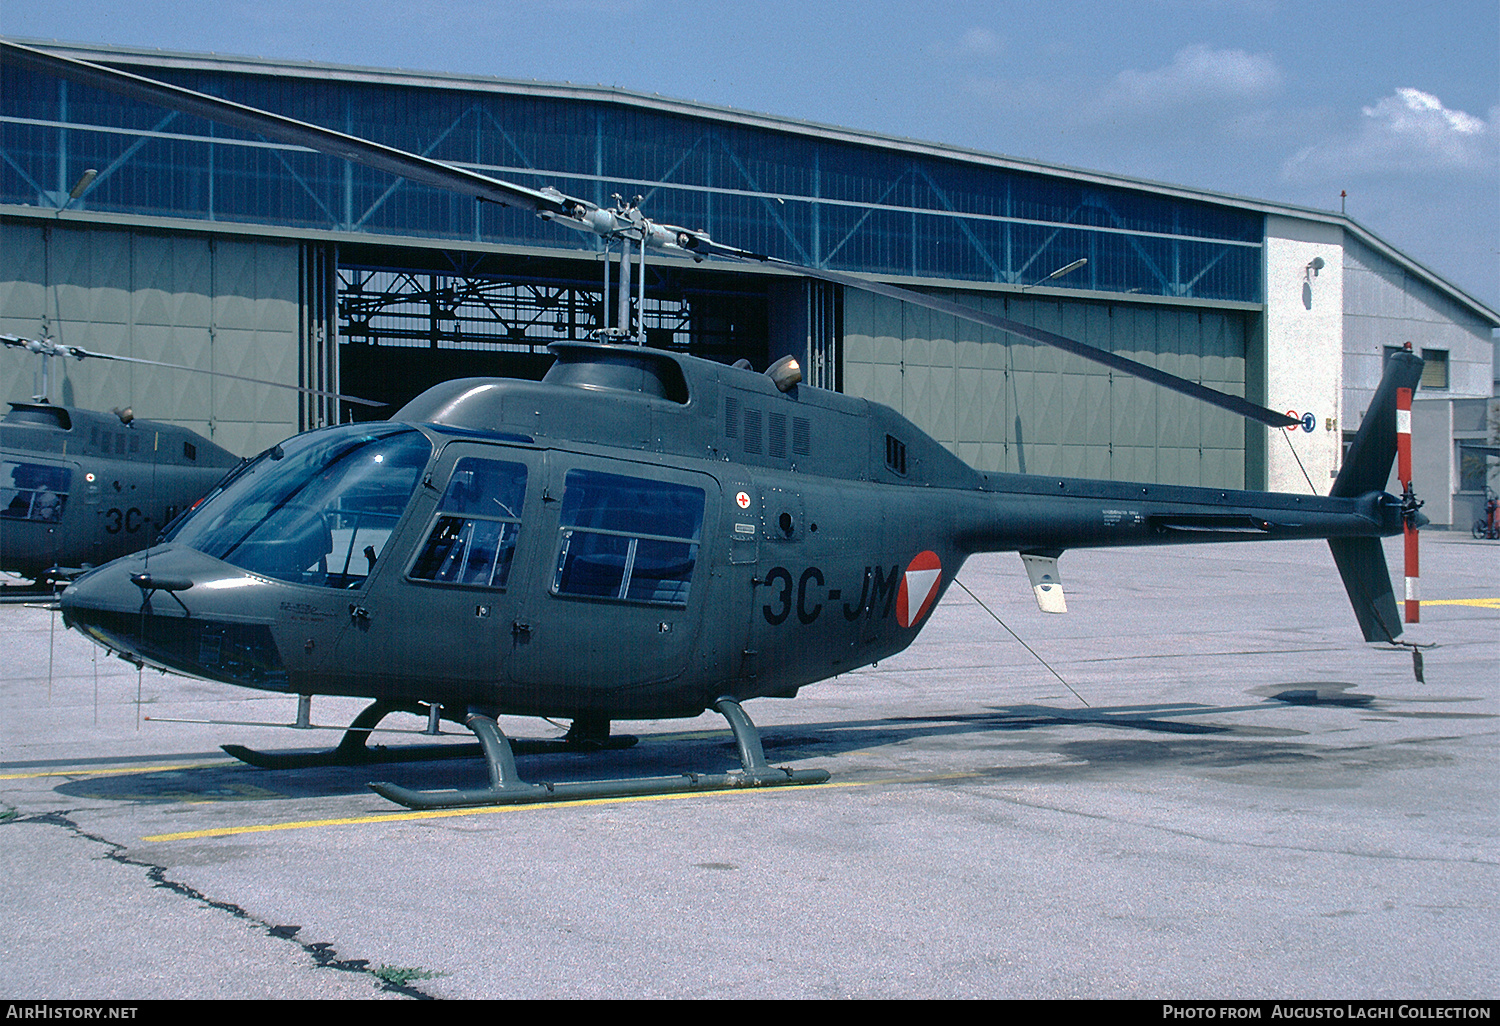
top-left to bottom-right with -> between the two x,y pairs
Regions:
164,423 -> 430,589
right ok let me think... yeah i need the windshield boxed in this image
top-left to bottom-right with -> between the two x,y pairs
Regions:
169,424 -> 431,588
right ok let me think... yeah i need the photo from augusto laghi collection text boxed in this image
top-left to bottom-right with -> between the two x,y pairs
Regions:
1161,1006 -> 1494,1020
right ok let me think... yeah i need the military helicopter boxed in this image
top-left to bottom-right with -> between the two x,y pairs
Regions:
5,40 -> 1426,809
1,334 -> 242,584
0,333 -> 382,585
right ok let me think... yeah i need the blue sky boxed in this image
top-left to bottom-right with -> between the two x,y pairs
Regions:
5,0 -> 1496,310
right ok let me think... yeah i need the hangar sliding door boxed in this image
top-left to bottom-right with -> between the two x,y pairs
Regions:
841,288 -> 1251,489
0,220 -> 301,458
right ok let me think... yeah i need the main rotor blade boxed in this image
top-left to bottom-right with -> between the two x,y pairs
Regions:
769,260 -> 1297,430
6,40 -> 1294,429
677,235 -> 1297,429
74,350 -> 388,408
2,335 -> 384,407
0,40 -> 579,217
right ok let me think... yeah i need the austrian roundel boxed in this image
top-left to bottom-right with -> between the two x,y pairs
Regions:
896,550 -> 943,629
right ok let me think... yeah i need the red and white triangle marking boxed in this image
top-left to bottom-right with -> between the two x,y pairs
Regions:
896,550 -> 943,629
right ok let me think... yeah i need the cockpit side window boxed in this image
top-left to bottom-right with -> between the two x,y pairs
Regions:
551,469 -> 705,606
408,457 -> 528,589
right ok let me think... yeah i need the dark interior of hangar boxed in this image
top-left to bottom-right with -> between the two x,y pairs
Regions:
333,243 -> 788,420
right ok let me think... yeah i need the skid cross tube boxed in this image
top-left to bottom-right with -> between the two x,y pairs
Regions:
368,697 -> 830,809
221,698 -> 638,770
223,699 -> 447,769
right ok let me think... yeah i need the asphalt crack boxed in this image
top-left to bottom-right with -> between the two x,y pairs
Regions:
8,810 -> 438,999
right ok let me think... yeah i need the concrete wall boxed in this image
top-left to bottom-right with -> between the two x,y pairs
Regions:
0,219 -> 300,457
1263,215 -> 1344,494
1341,234 -> 1496,525
1411,399 -> 1455,525
1343,235 -> 1494,412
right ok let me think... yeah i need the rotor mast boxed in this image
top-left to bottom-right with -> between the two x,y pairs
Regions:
591,194 -> 670,345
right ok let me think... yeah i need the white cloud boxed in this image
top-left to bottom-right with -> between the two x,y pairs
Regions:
961,43 -> 1284,139
1103,44 -> 1282,113
926,26 -> 1003,61
958,27 -> 1001,56
1282,88 -> 1495,180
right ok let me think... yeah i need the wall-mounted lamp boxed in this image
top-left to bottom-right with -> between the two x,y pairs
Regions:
1301,256 -> 1326,310
1022,258 -> 1088,291
56,169 -> 98,213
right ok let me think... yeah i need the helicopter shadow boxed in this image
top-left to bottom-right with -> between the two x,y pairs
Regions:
53,687 -> 1371,806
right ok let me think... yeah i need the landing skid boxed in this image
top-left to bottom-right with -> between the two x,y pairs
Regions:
221,699 -> 636,770
368,697 -> 830,809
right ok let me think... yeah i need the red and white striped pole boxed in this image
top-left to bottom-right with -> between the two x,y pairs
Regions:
1397,385 -> 1418,623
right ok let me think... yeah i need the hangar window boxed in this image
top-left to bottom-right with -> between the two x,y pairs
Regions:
409,458 -> 528,589
1459,445 -> 1489,493
552,470 -> 705,606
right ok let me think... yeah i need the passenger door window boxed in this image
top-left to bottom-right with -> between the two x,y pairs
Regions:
1,461 -> 71,522
551,470 -> 705,606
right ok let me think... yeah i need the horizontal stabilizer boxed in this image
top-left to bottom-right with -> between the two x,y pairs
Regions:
1020,553 -> 1067,613
1328,538 -> 1401,642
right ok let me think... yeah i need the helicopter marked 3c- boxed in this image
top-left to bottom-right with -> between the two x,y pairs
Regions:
755,558 -> 918,629
2,40 -> 1428,809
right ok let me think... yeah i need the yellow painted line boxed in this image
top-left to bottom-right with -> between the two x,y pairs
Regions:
0,760 -> 236,781
1422,598 -> 1500,609
139,773 -> 976,843
141,781 -> 848,840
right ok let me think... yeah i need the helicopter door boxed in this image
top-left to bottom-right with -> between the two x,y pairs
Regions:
506,457 -> 714,710
0,458 -> 76,573
717,473 -> 759,686
334,443 -> 534,692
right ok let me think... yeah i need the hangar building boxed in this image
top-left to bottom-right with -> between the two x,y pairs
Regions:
3,41 -> 1496,525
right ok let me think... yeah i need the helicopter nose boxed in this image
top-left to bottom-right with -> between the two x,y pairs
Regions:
62,551 -> 157,621
61,547 -> 288,689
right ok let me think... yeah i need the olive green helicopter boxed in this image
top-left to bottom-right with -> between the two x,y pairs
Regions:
2,40 -> 1425,809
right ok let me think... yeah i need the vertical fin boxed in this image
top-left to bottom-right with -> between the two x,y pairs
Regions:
1330,350 -> 1423,499
1326,350 -> 1423,641
1328,537 -> 1401,642
1020,552 -> 1067,614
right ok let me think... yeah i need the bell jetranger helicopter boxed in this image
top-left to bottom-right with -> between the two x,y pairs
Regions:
4,40 -> 1428,809
0,332 -> 383,587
